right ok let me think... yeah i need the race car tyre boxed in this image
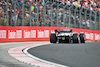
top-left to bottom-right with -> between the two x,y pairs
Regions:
73,33 -> 79,43
50,33 -> 57,43
79,33 -> 85,43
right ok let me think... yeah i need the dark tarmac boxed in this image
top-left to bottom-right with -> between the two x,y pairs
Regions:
28,42 -> 100,67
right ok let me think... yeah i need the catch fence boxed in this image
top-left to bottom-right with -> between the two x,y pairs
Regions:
0,0 -> 100,30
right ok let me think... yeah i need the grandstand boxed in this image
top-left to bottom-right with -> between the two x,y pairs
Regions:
0,0 -> 100,30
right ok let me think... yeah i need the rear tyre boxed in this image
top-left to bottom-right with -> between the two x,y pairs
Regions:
79,33 -> 85,43
50,33 -> 57,43
73,33 -> 79,43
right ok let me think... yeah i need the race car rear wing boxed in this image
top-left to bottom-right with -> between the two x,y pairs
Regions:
55,29 -> 73,33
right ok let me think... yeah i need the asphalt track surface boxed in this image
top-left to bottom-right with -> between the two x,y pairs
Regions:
28,42 -> 100,67
0,42 -> 41,67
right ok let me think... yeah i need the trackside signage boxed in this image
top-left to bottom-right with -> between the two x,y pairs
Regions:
24,30 -> 36,38
37,30 -> 49,38
8,30 -> 22,39
0,30 -> 6,38
0,26 -> 100,42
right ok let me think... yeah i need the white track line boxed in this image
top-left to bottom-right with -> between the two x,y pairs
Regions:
23,44 -> 68,67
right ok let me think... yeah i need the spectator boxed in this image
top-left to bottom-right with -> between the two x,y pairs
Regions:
82,20 -> 86,26
28,0 -> 32,3
66,0 -> 71,6
86,19 -> 90,27
98,2 -> 100,8
31,4 -> 34,12
92,21 -> 95,24
41,0 -> 45,5
17,0 -> 22,7
57,0 -> 60,3
0,6 -> 4,18
12,9 -> 19,25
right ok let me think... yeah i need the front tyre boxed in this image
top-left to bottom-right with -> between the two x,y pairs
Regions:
50,33 -> 57,43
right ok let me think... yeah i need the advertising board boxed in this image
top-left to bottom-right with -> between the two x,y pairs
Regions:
0,26 -> 100,42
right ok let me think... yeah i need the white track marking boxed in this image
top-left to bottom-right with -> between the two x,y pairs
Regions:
23,44 -> 69,67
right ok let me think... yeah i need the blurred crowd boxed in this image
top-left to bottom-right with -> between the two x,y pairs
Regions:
0,0 -> 100,28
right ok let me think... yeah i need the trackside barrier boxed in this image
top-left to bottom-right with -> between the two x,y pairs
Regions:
0,26 -> 100,42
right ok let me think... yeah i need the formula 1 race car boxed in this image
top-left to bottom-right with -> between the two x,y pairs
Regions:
50,29 -> 86,43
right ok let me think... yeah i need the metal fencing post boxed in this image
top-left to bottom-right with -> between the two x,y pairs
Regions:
94,11 -> 97,30
14,0 -> 17,26
37,0 -> 42,26
29,0 -> 35,26
74,7 -> 78,28
57,3 -> 63,27
43,1 -> 50,26
99,12 -> 100,30
22,1 -> 25,26
63,5 -> 67,27
43,1 -> 46,26
57,3 -> 59,27
89,10 -> 92,29
79,7 -> 83,29
85,9 -> 87,29
29,2 -> 32,26
50,2 -> 56,26
37,3 -> 39,26
68,5 -> 73,27
6,0 -> 8,26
